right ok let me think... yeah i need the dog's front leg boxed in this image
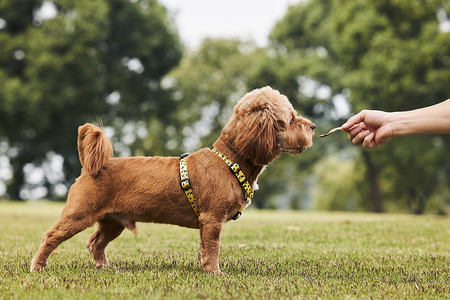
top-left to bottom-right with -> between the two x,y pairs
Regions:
199,220 -> 224,275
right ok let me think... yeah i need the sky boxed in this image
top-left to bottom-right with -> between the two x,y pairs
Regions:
33,0 -> 301,48
158,0 -> 300,48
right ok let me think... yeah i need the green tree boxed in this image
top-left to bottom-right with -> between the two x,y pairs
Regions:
0,0 -> 182,199
270,0 -> 450,213
168,39 -> 263,151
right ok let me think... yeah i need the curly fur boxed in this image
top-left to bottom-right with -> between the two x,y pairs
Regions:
30,86 -> 315,275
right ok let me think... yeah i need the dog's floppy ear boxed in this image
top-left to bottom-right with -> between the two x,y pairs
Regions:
233,106 -> 281,165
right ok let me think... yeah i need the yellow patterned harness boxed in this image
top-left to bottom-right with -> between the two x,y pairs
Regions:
179,153 -> 199,216
179,149 -> 254,220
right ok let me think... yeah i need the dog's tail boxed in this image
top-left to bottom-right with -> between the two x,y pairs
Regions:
77,123 -> 113,177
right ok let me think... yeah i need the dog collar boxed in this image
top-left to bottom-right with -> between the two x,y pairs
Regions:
179,153 -> 200,217
212,148 -> 253,220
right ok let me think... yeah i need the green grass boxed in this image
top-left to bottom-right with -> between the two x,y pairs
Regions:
0,201 -> 449,299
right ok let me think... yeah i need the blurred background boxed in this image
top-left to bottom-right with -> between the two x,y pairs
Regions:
1,0 -> 449,215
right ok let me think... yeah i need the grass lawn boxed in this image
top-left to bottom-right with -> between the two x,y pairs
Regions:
0,201 -> 449,299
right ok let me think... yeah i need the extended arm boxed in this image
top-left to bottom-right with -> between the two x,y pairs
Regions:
341,99 -> 450,149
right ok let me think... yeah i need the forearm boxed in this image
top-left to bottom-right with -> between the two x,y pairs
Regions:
389,99 -> 450,136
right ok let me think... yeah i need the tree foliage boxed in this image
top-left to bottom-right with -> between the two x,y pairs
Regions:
270,0 -> 450,213
0,0 -> 182,199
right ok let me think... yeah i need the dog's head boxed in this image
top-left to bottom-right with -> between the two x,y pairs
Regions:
221,86 -> 315,165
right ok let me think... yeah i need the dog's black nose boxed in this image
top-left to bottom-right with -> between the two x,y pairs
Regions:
310,123 -> 316,130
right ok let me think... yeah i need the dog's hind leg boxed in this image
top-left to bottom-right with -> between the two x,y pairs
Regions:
30,210 -> 97,272
86,215 -> 125,268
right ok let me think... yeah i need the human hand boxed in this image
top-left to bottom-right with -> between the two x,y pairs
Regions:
341,110 -> 394,149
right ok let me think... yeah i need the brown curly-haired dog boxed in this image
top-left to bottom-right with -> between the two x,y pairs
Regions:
30,86 -> 315,275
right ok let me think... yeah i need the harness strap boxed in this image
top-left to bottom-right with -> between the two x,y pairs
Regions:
179,153 -> 200,217
212,148 -> 253,220
179,150 -> 254,220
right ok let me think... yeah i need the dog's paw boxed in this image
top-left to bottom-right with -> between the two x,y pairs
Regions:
95,263 -> 111,269
30,261 -> 46,272
204,268 -> 226,276
215,271 -> 226,276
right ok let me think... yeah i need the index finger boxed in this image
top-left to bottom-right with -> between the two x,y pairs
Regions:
341,110 -> 367,131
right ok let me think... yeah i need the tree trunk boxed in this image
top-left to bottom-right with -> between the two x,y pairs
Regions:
362,151 -> 383,213
7,159 -> 25,201
409,187 -> 425,215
